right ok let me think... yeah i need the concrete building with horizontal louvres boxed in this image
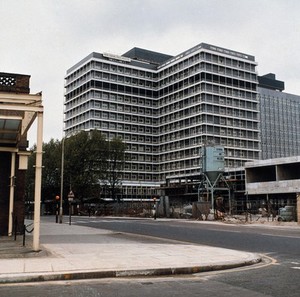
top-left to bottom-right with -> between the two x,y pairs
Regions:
64,43 -> 260,200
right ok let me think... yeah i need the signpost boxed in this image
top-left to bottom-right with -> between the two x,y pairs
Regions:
55,195 -> 60,223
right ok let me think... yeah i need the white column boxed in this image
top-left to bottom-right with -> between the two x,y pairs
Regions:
33,111 -> 43,251
8,152 -> 16,236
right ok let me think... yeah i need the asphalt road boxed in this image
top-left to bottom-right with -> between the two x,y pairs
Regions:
1,216 -> 300,297
72,217 -> 300,296
73,217 -> 300,254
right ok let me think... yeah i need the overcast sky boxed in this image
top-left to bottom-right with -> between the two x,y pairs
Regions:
1,0 -> 300,145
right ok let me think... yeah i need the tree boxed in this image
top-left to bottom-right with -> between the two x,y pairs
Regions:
64,131 -> 92,202
26,130 -> 126,206
26,139 -> 61,203
41,139 -> 61,198
86,129 -> 108,183
64,130 -> 110,203
101,137 -> 126,202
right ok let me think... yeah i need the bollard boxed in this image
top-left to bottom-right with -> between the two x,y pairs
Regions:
23,223 -> 34,246
14,216 -> 18,241
23,225 -> 26,246
297,194 -> 300,225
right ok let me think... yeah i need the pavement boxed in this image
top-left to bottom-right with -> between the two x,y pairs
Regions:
0,217 -> 262,284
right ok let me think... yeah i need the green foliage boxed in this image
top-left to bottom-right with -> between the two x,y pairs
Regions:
64,130 -> 106,201
42,139 -> 61,189
26,130 -> 126,204
26,138 -> 61,202
102,137 -> 126,201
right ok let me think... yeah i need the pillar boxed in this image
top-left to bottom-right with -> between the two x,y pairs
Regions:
33,111 -> 43,251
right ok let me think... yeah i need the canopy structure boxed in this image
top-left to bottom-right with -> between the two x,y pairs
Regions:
0,72 -> 43,251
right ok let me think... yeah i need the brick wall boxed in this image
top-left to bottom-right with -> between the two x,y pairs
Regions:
0,152 -> 11,235
0,153 -> 26,236
0,72 -> 30,94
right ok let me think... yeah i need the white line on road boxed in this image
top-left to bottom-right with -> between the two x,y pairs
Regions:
260,233 -> 300,239
209,229 -> 242,233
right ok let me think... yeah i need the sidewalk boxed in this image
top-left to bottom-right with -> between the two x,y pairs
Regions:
0,219 -> 261,284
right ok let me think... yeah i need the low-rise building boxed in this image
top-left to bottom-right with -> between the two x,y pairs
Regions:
0,72 -> 43,250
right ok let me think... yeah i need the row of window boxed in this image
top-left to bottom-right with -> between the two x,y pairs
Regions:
66,62 -> 92,84
204,105 -> 258,119
159,62 -> 256,89
66,54 -> 257,105
209,115 -> 255,129
158,135 -> 259,152
123,173 -> 159,181
95,71 -> 156,89
203,82 -> 257,95
93,91 -> 155,107
94,102 -> 153,116
120,187 -> 159,196
94,112 -> 156,124
65,93 -> 90,111
158,51 -> 256,80
124,163 -> 157,172
66,111 -> 259,143
160,159 -> 199,171
94,121 -> 156,135
205,93 -> 258,107
93,61 -> 156,79
65,72 -> 92,93
66,73 -> 258,121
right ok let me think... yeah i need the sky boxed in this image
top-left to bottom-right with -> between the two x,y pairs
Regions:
1,0 -> 300,146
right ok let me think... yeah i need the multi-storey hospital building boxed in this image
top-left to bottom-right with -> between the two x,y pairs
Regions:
64,43 -> 260,200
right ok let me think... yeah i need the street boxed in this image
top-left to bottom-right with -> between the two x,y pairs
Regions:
0,216 -> 300,297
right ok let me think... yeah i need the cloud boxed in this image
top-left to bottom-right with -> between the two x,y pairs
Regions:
2,0 -> 300,144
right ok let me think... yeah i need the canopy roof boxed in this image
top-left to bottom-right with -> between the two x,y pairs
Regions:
0,92 -> 43,149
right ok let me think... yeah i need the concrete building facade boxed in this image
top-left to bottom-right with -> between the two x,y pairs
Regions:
245,156 -> 300,215
64,43 -> 260,200
258,73 -> 300,160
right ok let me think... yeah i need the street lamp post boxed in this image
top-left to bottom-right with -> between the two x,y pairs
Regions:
59,136 -> 66,224
59,130 -> 78,224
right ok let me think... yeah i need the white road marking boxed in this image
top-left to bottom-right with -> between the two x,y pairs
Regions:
260,233 -> 300,239
209,228 -> 242,233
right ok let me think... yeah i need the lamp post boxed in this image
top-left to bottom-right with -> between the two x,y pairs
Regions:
59,130 -> 78,224
59,136 -> 66,224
